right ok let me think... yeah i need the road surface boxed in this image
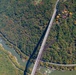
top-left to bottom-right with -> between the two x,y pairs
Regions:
31,0 -> 59,75
41,61 -> 76,67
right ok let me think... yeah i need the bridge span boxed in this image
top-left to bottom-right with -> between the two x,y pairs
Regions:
31,0 -> 59,75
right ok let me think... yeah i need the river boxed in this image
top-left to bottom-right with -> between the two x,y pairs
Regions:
0,37 -> 76,75
0,37 -> 26,66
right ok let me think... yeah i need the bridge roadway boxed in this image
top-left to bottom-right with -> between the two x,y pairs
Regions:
31,0 -> 59,75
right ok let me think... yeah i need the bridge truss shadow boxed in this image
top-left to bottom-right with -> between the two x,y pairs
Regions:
24,22 -> 49,75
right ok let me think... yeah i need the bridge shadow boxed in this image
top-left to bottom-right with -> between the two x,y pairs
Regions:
24,23 -> 49,75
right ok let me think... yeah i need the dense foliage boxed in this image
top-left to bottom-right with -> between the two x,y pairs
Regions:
42,0 -> 76,64
0,0 -> 76,64
0,0 -> 56,56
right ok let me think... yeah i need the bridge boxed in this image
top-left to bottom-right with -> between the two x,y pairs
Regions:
31,0 -> 60,75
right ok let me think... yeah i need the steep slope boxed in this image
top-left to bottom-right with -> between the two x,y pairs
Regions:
0,0 -> 76,64
0,0 -> 56,56
42,0 -> 76,64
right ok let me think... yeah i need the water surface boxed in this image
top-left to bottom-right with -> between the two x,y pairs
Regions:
0,37 -> 26,66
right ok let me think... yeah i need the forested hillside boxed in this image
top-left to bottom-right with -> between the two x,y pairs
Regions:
0,0 -> 76,64
42,0 -> 76,64
0,0 -> 56,56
